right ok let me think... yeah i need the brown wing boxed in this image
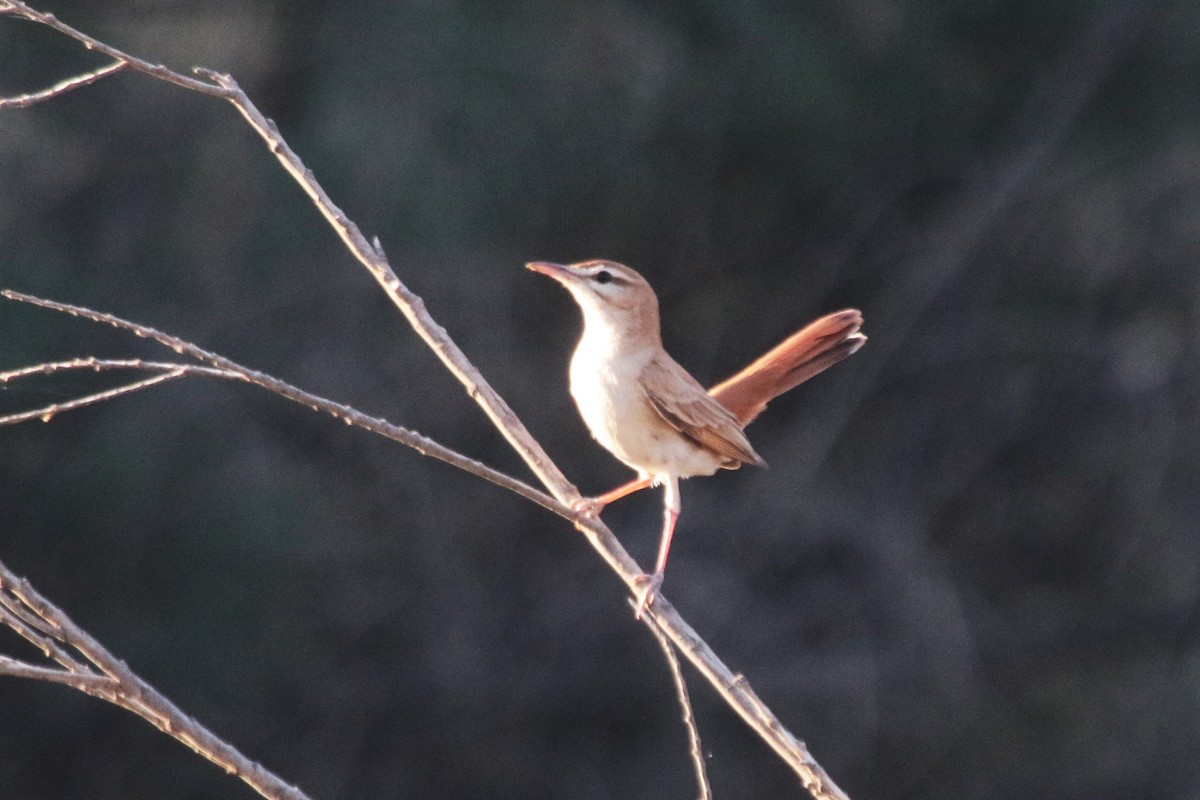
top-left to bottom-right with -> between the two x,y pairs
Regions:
641,356 -> 766,468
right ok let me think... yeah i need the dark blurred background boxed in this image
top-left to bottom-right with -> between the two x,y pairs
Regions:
2,1 -> 1198,798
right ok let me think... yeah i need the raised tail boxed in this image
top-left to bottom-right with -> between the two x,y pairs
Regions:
708,309 -> 866,427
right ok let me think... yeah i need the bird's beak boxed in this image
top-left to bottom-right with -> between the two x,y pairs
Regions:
526,261 -> 574,282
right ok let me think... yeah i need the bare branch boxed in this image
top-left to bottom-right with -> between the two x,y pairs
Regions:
0,357 -> 244,426
0,60 -> 126,108
641,603 -> 711,800
0,560 -> 316,800
0,655 -> 118,693
0,367 -> 188,426
1,290 -> 244,369
0,356 -> 222,383
0,1 -> 229,97
191,67 -> 581,507
0,294 -> 564,518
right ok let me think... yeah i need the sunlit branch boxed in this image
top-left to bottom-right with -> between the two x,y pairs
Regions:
0,59 -> 125,108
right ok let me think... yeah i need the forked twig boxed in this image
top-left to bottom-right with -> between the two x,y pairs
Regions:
0,655 -> 116,690
0,294 -> 563,517
0,366 -> 189,425
0,560 -> 314,800
0,1 -> 231,97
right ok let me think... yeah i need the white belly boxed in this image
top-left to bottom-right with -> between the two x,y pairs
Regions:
569,341 -> 726,479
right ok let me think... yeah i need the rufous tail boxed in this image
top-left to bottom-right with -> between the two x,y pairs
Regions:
708,309 -> 866,427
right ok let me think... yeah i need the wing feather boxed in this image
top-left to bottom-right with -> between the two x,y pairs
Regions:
640,357 -> 766,468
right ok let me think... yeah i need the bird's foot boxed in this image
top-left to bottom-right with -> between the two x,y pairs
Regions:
570,496 -> 607,518
633,572 -> 664,620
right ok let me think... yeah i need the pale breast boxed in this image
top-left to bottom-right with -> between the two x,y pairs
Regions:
568,339 -> 728,478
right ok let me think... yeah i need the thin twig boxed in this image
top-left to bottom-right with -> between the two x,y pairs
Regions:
0,367 -> 188,426
0,655 -> 118,692
0,590 -> 86,672
0,560 -> 315,800
0,295 -> 565,518
0,357 -> 244,390
641,602 -> 711,800
1,355 -> 165,381
0,358 -> 239,425
0,59 -> 126,108
0,2 -> 229,97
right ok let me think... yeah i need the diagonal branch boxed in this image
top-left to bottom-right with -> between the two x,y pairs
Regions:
0,560 -> 314,800
0,299 -> 563,518
192,71 -> 578,504
0,587 -> 88,671
642,603 -> 712,800
0,655 -> 118,692
0,1 -> 230,97
0,367 -> 188,425
0,59 -> 126,108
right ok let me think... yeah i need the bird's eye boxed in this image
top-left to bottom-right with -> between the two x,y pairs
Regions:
594,270 -> 613,284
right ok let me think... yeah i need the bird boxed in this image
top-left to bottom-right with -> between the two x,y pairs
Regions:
527,259 -> 865,616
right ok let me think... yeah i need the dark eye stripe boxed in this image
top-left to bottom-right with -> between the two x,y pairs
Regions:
592,269 -> 628,285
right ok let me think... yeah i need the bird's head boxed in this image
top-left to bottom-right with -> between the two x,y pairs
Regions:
527,259 -> 662,343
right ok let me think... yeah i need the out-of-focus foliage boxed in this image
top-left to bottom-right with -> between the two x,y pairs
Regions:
2,1 -> 1198,798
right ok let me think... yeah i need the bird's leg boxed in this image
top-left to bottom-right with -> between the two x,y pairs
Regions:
572,475 -> 653,517
635,475 -> 680,619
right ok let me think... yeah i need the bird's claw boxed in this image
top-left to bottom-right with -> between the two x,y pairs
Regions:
633,572 -> 664,620
570,496 -> 606,518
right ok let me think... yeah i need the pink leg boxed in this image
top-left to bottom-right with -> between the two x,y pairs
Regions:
573,475 -> 653,517
635,476 -> 681,619
652,506 -> 680,577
